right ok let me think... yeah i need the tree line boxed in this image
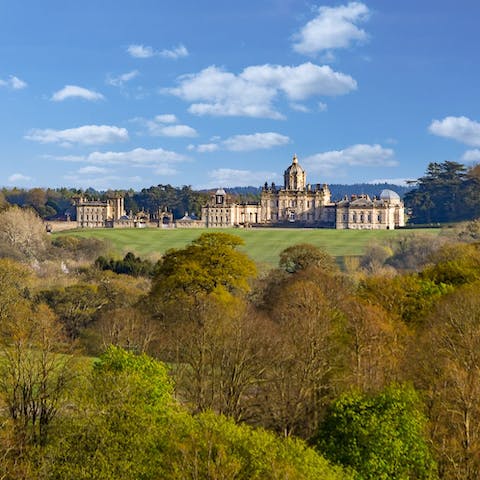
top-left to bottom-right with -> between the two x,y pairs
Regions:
405,161 -> 480,224
4,160 -> 480,225
1,184 -> 209,220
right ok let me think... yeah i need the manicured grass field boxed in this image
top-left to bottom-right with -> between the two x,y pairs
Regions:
57,227 -> 440,268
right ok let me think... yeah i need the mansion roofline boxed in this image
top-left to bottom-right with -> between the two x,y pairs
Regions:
74,155 -> 405,230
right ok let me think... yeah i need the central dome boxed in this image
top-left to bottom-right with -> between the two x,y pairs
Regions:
284,154 -> 306,191
380,189 -> 401,204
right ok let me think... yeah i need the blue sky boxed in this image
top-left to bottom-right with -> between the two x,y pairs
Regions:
1,0 -> 480,190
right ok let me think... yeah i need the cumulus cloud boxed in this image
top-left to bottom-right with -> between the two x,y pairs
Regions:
304,144 -> 397,172
51,85 -> 105,102
63,174 -> 124,189
106,70 -> 139,87
462,149 -> 480,163
77,166 -> 108,175
52,147 -> 187,179
166,62 -> 356,119
127,43 -> 189,59
205,168 -> 280,188
191,143 -> 220,153
155,114 -> 177,123
127,44 -> 155,58
429,116 -> 480,147
189,132 -> 290,152
0,75 -> 27,90
293,2 -> 370,56
25,125 -> 129,146
8,173 -> 32,183
158,125 -> 197,137
223,132 -> 290,151
159,45 -> 189,59
134,115 -> 197,137
84,147 -> 187,166
290,103 -> 310,113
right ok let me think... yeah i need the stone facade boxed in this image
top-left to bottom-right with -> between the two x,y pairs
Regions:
335,190 -> 405,230
74,195 -> 126,228
202,189 -> 262,228
201,155 -> 405,230
73,155 -> 405,230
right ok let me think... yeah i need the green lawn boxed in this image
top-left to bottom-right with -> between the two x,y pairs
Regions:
57,227 -> 441,268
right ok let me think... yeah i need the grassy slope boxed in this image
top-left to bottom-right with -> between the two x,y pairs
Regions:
57,227 -> 440,268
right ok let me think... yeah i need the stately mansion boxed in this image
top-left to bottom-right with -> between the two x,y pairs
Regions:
74,155 -> 405,230
202,155 -> 405,230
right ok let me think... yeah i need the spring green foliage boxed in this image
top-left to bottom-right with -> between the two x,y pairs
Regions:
359,274 -> 453,325
314,384 -> 438,480
150,232 -> 256,303
37,347 -> 347,480
421,242 -> 480,286
38,284 -> 108,338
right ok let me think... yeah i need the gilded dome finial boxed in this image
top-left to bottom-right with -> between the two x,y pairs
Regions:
293,153 -> 298,164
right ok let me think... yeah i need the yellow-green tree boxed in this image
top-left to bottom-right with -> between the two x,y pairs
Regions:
149,232 -> 256,321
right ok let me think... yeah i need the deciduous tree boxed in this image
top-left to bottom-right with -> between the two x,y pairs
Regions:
313,384 -> 438,480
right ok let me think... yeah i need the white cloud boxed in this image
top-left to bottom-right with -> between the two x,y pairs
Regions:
25,125 -> 129,146
63,174 -> 123,189
127,43 -> 189,59
55,147 -> 187,178
189,132 -> 290,153
293,2 -> 370,56
77,166 -> 108,175
127,44 -> 155,58
318,102 -> 328,112
154,165 -> 180,175
51,85 -> 105,102
429,116 -> 480,147
85,147 -> 187,167
42,154 -> 86,162
205,168 -> 280,188
8,173 -> 32,183
223,132 -> 290,151
135,115 -> 197,137
462,149 -> 480,163
290,103 -> 310,113
159,44 -> 189,59
158,125 -> 197,137
166,62 -> 356,119
304,144 -> 397,172
107,70 -> 139,87
0,75 -> 28,90
155,114 -> 177,123
192,143 -> 220,153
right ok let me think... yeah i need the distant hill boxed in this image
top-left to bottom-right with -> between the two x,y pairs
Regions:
224,183 -> 413,202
